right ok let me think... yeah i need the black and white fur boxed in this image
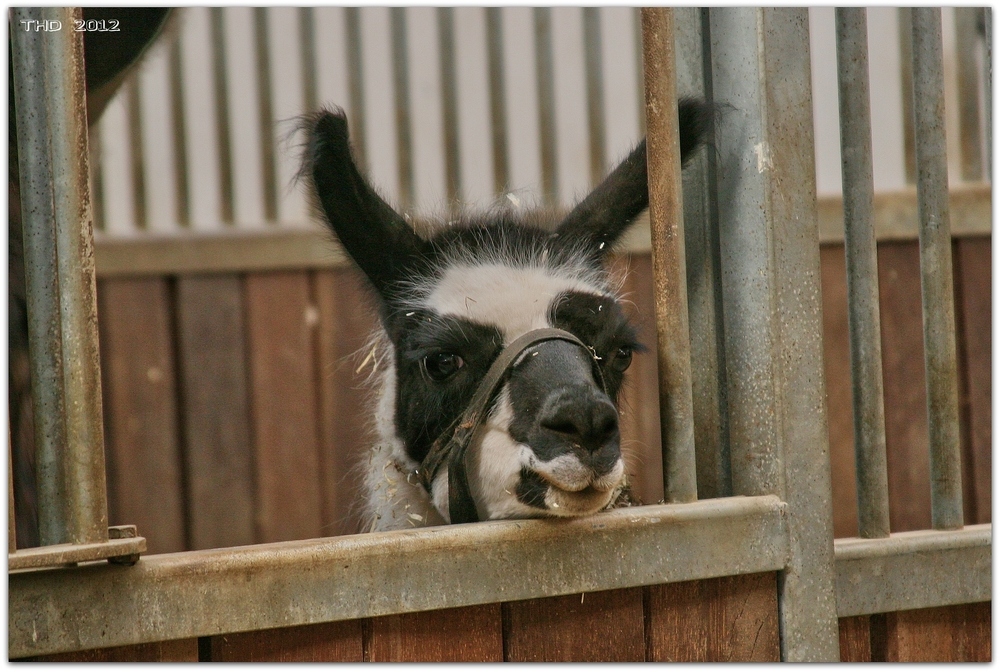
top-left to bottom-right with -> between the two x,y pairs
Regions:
303,102 -> 710,531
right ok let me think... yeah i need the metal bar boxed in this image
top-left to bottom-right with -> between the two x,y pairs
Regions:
674,7 -> 731,500
834,524 -> 991,617
11,7 -> 109,546
210,7 -> 235,225
985,8 -> 992,177
640,8 -> 698,504
485,8 -> 509,194
390,7 -> 413,212
708,7 -> 839,661
534,7 -> 557,206
898,8 -> 917,185
437,7 -> 461,209
834,8 -> 891,540
253,7 -> 277,223
8,441 -> 16,553
910,8 -> 964,531
955,8 -> 984,181
583,8 -> 605,186
10,38 -> 59,522
10,496 -> 788,658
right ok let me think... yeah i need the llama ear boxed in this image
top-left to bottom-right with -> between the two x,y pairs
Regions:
553,98 -> 711,258
304,109 -> 425,298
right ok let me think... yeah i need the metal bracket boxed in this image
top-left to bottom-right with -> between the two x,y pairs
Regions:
8,525 -> 146,571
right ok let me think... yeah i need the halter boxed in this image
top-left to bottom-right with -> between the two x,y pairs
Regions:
417,327 -> 608,524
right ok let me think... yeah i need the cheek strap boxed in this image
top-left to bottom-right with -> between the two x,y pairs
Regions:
418,327 -> 607,525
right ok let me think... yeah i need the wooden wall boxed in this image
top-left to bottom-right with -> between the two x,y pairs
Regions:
20,236 -> 990,662
89,237 -> 992,552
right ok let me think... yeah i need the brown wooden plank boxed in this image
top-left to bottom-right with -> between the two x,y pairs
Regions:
838,615 -> 872,662
503,587 -> 644,662
881,602 -> 991,662
645,573 -> 780,662
245,272 -> 323,543
955,237 -> 991,524
876,241 -> 932,532
617,254 -> 664,506
209,620 -> 363,662
367,604 -> 503,662
820,244 -> 860,538
175,275 -> 255,550
31,638 -> 198,662
97,278 -> 186,554
313,268 -> 380,536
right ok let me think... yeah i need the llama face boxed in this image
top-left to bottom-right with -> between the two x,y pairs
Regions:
304,102 -> 708,529
388,251 -> 638,521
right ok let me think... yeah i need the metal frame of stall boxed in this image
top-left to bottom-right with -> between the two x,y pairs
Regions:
8,7 -> 991,661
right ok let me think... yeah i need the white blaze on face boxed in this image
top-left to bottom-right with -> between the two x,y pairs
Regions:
426,263 -> 604,342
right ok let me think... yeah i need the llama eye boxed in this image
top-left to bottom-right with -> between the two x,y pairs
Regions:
422,352 -> 465,381
611,346 -> 633,372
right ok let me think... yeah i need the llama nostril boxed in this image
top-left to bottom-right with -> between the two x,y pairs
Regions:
539,398 -> 619,452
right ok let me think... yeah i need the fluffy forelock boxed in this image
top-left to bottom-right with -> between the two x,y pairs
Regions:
392,215 -> 617,313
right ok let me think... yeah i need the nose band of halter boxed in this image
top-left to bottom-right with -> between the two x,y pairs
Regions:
417,327 -> 608,525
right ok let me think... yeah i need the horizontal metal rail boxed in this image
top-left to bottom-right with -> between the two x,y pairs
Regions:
834,524 -> 991,617
9,496 -> 789,658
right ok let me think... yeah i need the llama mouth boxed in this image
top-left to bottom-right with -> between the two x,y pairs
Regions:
531,456 -> 625,494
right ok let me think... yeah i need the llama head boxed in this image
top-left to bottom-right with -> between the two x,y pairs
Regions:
304,103 -> 709,525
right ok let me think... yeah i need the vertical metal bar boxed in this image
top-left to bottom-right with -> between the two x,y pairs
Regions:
640,8 -> 697,504
898,8 -> 917,185
956,8 -> 984,181
984,8 -> 992,177
254,7 -> 277,223
9,441 -> 17,553
583,8 -> 606,185
391,8 -> 413,212
344,8 -> 368,172
210,7 -> 235,224
485,8 -> 509,195
834,8 -> 891,540
438,7 -> 461,209
709,8 -> 839,660
10,7 -> 109,546
674,7 -> 731,500
910,8 -> 964,531
169,38 -> 191,228
534,7 -> 557,207
126,80 -> 148,230
10,10 -> 68,546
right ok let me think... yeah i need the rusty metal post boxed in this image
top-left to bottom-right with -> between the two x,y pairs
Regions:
834,8 -> 891,540
640,7 -> 698,504
709,7 -> 840,660
910,8 -> 964,531
10,7 -> 109,546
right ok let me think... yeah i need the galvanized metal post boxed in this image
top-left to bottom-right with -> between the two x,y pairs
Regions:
910,8 -> 964,531
708,7 -> 840,660
985,8 -> 992,177
834,8 -> 891,540
10,7 -> 110,546
640,7 -> 698,504
674,8 -> 731,500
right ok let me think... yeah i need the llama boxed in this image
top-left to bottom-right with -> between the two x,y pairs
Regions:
303,101 -> 709,532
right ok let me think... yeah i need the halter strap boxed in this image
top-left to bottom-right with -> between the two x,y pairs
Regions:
418,327 -> 607,524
